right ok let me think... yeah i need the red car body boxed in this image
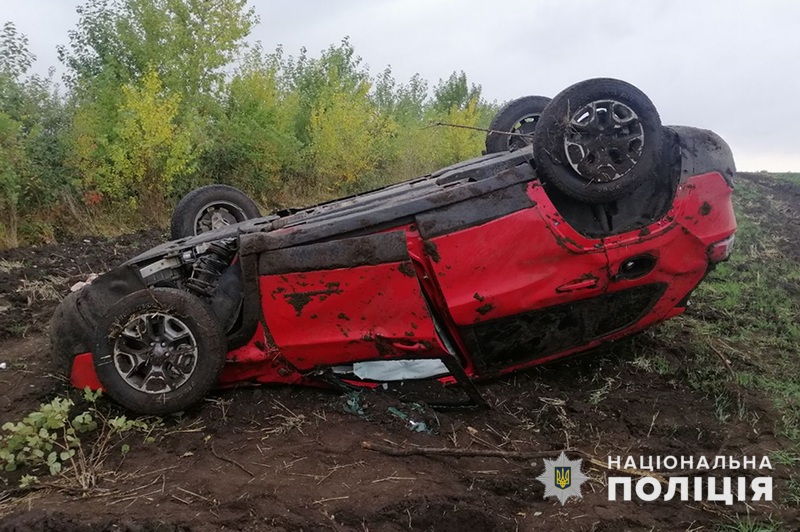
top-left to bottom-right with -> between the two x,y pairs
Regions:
57,126 -> 736,403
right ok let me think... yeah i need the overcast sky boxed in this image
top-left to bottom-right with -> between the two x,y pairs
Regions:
3,0 -> 799,171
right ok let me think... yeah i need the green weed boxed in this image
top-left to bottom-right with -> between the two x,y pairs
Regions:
0,388 -> 157,491
717,515 -> 784,532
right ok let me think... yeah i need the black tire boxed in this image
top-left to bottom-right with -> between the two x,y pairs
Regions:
50,291 -> 90,375
93,288 -> 226,415
170,184 -> 260,240
485,95 -> 551,154
533,78 -> 663,203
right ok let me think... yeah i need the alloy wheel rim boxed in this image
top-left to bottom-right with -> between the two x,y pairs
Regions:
563,99 -> 645,183
113,312 -> 198,394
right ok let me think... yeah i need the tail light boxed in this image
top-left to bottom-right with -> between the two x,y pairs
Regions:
708,234 -> 736,263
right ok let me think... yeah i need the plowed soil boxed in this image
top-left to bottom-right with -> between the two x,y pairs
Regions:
0,173 -> 798,531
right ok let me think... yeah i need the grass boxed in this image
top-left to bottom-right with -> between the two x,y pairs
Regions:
630,352 -> 671,375
588,377 -> 616,405
0,259 -> 24,274
627,175 -> 800,440
770,172 -> 800,186
717,515 -> 785,532
785,478 -> 800,506
16,276 -> 68,306
769,448 -> 800,467
682,177 -> 799,433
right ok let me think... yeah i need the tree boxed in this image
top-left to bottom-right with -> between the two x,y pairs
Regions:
0,22 -> 70,246
0,110 -> 24,246
0,22 -> 33,80
60,0 -> 257,103
0,22 -> 31,245
1,9 -> 500,247
106,69 -> 194,206
284,38 -> 370,148
61,0 -> 258,215
309,79 -> 395,186
431,71 -> 482,113
201,47 -> 302,199
425,71 -> 495,168
291,39 -> 396,187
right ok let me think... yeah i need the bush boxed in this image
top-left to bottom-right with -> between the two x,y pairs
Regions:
1,4 -> 500,248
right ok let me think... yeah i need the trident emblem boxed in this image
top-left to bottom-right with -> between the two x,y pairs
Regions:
555,466 -> 571,489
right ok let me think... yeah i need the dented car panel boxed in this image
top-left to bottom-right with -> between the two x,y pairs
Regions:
54,125 -> 737,409
258,263 -> 448,369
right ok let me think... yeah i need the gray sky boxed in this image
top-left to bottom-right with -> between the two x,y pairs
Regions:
3,0 -> 799,171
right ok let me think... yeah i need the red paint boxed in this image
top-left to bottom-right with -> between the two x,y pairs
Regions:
424,187 -> 610,328
67,171 -> 736,392
259,261 -> 449,370
70,353 -> 103,390
218,322 -> 305,386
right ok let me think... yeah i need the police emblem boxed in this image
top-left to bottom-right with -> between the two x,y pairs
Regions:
536,451 -> 589,505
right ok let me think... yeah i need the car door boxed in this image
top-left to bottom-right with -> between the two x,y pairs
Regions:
248,230 -> 450,371
415,181 -> 611,374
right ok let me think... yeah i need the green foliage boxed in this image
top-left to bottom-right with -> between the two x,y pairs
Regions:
0,390 -> 150,488
309,77 -> 394,186
717,515 -> 785,532
1,3 -> 499,247
108,68 -> 194,203
60,0 -> 258,102
199,47 -> 302,199
0,22 -> 71,247
59,0 -> 257,220
0,110 -> 24,243
0,397 -> 75,474
431,71 -> 482,113
194,37 -> 494,203
0,22 -> 33,78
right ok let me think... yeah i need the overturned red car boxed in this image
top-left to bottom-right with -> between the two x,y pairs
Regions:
51,78 -> 737,414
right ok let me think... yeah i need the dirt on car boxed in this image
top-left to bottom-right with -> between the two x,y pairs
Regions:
0,174 -> 798,531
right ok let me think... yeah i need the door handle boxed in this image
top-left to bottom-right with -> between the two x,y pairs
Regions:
555,276 -> 599,292
390,340 -> 430,352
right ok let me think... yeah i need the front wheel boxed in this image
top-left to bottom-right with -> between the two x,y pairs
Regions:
92,288 -> 226,415
533,78 -> 663,203
171,184 -> 260,240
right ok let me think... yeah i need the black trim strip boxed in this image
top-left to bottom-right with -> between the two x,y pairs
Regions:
416,182 -> 534,239
257,231 -> 409,275
239,163 -> 535,257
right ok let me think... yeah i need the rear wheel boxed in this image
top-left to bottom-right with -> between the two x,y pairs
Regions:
533,78 -> 663,203
485,95 -> 551,153
171,184 -> 260,240
92,288 -> 226,415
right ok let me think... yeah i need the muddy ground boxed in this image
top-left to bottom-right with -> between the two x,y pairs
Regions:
0,173 -> 798,531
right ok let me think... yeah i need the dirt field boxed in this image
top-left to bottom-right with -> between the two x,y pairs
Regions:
0,173 -> 798,531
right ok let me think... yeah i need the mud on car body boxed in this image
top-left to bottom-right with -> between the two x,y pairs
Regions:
51,79 -> 737,415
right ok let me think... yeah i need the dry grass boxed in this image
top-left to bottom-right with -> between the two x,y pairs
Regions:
0,259 -> 24,274
16,276 -> 68,306
261,401 -> 307,437
0,489 -> 44,520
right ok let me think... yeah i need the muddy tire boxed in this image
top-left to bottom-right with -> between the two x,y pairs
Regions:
533,78 -> 663,203
171,184 -> 260,240
485,95 -> 551,154
92,288 -> 226,415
